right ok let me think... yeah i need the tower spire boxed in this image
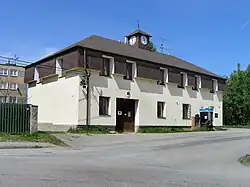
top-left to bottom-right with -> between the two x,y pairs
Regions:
137,20 -> 140,29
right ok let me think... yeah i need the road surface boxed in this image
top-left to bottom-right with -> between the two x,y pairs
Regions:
0,129 -> 250,186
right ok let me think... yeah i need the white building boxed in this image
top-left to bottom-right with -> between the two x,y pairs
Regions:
25,29 -> 226,132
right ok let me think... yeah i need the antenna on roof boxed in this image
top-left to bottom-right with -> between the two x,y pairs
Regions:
137,20 -> 140,29
160,38 -> 171,55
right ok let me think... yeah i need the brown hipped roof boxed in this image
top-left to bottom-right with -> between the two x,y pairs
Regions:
27,35 -> 224,79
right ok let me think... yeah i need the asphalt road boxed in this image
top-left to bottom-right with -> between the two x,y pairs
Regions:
0,129 -> 250,186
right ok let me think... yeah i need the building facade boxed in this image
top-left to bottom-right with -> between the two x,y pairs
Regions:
0,63 -> 26,103
25,30 -> 226,132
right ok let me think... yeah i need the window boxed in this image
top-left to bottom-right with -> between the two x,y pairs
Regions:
0,82 -> 8,89
215,113 -> 218,118
157,101 -> 166,118
99,96 -> 110,116
193,76 -> 198,90
210,79 -> 217,93
124,62 -> 133,80
9,96 -> 17,103
100,58 -> 110,76
9,83 -> 18,90
10,69 -> 18,76
56,58 -> 63,76
183,104 -> 191,120
0,96 -> 7,103
178,73 -> 185,88
0,68 -> 8,76
157,69 -> 165,85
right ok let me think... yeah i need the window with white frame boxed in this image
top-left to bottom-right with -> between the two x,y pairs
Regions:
179,72 -> 187,88
0,68 -> 8,76
193,75 -> 201,90
10,69 -> 18,76
157,68 -> 168,85
99,96 -> 110,116
56,58 -> 63,76
0,82 -> 8,89
124,60 -> 136,80
183,104 -> 191,120
34,66 -> 39,81
9,83 -> 18,90
100,55 -> 114,77
157,101 -> 166,118
9,96 -> 17,103
211,79 -> 218,93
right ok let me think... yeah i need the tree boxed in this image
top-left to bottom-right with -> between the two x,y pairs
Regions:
146,41 -> 157,52
223,64 -> 250,126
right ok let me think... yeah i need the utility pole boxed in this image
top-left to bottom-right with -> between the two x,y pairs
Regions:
85,69 -> 90,129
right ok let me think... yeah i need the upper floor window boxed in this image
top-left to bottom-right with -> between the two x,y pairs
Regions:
9,83 -> 18,90
193,75 -> 201,90
210,79 -> 218,93
124,62 -> 133,80
0,68 -> 8,76
10,69 -> 18,77
100,58 -> 110,77
0,82 -> 8,89
56,58 -> 63,76
178,73 -> 187,88
157,68 -> 168,85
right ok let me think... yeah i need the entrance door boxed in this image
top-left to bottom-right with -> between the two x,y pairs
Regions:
116,98 -> 135,133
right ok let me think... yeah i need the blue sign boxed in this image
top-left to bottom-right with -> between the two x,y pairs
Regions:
200,108 -> 213,113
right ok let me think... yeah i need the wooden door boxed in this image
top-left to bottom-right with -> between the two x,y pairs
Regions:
116,98 -> 135,133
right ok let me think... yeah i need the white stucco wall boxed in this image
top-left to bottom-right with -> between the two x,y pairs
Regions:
28,74 -> 80,126
78,70 -> 223,127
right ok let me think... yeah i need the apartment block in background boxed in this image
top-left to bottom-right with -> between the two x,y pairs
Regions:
0,63 -> 26,103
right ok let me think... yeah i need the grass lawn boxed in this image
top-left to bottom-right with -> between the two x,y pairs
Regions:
226,125 -> 250,129
0,132 -> 67,146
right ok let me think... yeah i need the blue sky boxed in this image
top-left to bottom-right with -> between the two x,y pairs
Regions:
1,0 -> 250,76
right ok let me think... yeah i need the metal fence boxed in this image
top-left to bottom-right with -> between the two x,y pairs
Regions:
0,104 -> 38,134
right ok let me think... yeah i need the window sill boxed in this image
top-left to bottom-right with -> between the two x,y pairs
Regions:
183,118 -> 191,120
158,117 -> 166,119
123,76 -> 133,81
157,81 -> 166,86
177,85 -> 185,89
192,87 -> 198,91
99,114 -> 111,117
99,73 -> 111,78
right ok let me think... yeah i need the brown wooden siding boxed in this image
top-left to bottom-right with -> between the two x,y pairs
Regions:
24,67 -> 34,83
60,50 -> 79,70
218,79 -> 226,91
136,62 -> 161,80
37,59 -> 55,78
115,61 -> 126,75
201,76 -> 213,89
187,74 -> 196,87
168,68 -> 181,84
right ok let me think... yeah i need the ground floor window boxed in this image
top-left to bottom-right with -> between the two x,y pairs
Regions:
99,96 -> 110,116
157,101 -> 166,118
183,104 -> 191,119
